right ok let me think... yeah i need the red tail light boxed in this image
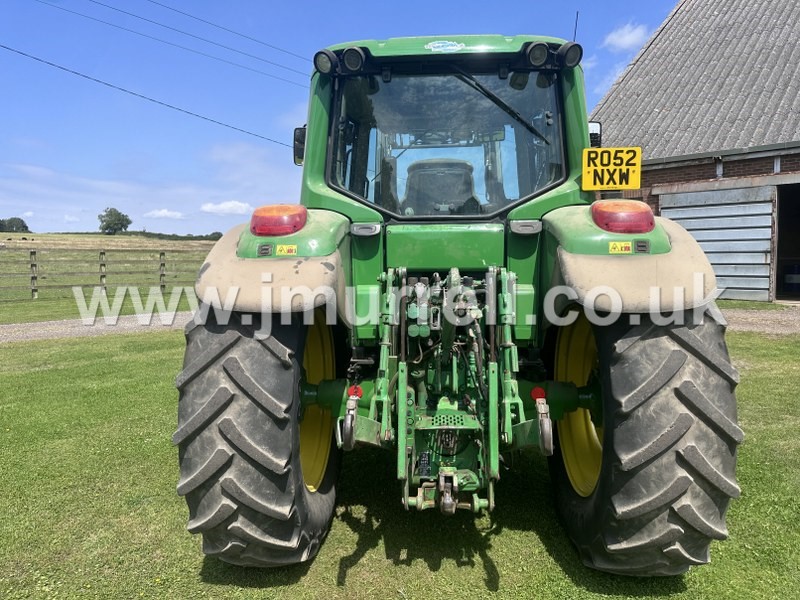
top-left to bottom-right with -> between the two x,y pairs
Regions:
250,204 -> 307,236
591,200 -> 655,234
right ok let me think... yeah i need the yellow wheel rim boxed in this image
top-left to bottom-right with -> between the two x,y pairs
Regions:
299,311 -> 335,492
556,313 -> 603,497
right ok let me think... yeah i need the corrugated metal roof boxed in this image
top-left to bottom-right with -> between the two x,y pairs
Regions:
591,0 -> 800,160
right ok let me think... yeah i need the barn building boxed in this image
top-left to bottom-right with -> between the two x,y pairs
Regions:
591,0 -> 800,301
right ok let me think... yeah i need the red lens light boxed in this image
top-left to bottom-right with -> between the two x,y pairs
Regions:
250,204 -> 307,236
591,200 -> 655,234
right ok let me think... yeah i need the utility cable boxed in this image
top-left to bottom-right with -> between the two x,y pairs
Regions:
0,43 -> 291,147
142,0 -> 310,62
83,0 -> 308,76
33,0 -> 307,88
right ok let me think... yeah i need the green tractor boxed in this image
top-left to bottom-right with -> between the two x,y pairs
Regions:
174,35 -> 741,576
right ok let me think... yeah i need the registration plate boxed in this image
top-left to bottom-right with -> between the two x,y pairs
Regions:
582,147 -> 642,191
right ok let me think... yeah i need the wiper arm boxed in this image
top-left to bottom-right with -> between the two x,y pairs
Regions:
451,65 -> 550,146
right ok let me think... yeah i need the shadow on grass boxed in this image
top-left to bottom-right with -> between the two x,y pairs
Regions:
199,556 -> 311,588
333,448 -> 688,596
197,448 -> 688,595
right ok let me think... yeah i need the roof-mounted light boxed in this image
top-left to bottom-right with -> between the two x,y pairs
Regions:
557,42 -> 583,68
591,200 -> 655,234
250,204 -> 308,237
342,47 -> 366,73
526,42 -> 550,68
313,49 -> 338,75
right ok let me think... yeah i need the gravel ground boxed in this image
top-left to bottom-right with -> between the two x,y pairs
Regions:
1,305 -> 799,344
0,312 -> 194,344
721,305 -> 800,335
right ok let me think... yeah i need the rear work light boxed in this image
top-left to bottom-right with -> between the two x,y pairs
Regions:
250,204 -> 307,236
591,200 -> 655,234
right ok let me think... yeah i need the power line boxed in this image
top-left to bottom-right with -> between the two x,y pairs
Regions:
83,0 -> 308,76
141,0 -> 310,62
0,43 -> 291,147
34,0 -> 308,88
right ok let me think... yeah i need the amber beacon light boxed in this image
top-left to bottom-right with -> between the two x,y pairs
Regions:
250,204 -> 308,236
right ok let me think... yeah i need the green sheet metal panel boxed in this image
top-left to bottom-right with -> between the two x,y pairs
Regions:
385,224 -> 504,270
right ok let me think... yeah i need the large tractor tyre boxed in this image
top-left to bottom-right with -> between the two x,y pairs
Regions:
549,307 -> 742,576
174,311 -> 340,567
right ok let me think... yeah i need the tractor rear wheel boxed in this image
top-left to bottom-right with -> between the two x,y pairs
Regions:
549,307 -> 742,576
174,311 -> 340,567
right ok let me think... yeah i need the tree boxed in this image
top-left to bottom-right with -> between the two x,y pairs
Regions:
98,207 -> 132,235
1,217 -> 30,232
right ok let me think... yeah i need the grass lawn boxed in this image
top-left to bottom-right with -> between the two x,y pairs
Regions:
0,330 -> 798,599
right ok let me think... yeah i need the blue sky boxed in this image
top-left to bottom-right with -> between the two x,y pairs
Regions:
1,0 -> 676,234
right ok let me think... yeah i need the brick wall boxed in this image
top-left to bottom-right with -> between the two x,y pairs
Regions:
722,156 -> 775,178
782,154 -> 800,172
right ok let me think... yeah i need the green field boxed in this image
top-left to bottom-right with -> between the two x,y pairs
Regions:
0,233 -> 211,323
0,330 -> 798,599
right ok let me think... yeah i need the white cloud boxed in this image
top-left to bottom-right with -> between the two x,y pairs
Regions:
21,211 -> 34,218
144,208 -> 184,219
602,23 -> 650,53
0,142 -> 302,234
200,200 -> 253,216
581,54 -> 599,71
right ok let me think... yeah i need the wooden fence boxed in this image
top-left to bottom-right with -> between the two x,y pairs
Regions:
0,247 -> 207,302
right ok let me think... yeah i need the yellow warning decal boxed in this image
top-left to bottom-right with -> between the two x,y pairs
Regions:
276,244 -> 298,256
609,241 -> 633,254
582,147 -> 641,191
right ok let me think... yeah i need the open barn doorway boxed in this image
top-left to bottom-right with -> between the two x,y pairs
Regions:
777,184 -> 800,300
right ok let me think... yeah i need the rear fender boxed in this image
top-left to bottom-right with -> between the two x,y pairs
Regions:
195,210 -> 351,319
542,206 -> 716,314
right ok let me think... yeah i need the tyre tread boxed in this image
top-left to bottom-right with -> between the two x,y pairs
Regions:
175,331 -> 240,390
187,499 -> 237,533
218,417 -> 289,475
552,307 -> 741,575
177,447 -> 233,496
221,476 -> 297,522
617,412 -> 693,471
667,327 -> 740,385
612,474 -> 692,519
618,350 -> 685,414
175,315 -> 338,567
222,356 -> 290,421
675,380 -> 744,444
679,444 -> 741,498
172,387 -> 234,445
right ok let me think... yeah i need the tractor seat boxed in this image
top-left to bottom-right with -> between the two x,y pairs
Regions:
402,159 -> 477,216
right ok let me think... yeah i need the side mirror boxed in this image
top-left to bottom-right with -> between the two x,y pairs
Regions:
589,121 -> 602,148
293,126 -> 306,166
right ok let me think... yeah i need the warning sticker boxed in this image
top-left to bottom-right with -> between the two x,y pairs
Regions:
609,241 -> 633,254
582,147 -> 641,191
276,244 -> 298,256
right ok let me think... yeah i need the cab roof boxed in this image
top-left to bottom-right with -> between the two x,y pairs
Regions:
327,35 -> 567,58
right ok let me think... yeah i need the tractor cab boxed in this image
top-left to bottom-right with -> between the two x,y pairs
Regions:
318,48 -> 568,220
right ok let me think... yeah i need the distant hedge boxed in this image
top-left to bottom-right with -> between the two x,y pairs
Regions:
48,231 -> 223,241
